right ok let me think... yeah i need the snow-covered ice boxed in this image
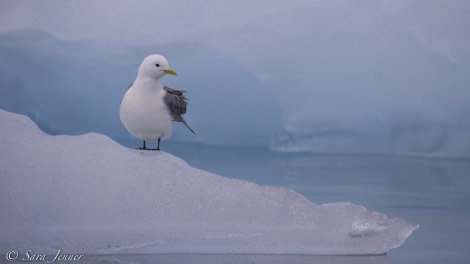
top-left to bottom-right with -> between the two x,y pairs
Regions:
0,109 -> 417,255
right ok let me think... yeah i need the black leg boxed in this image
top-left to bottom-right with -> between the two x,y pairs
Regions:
138,140 -> 147,150
157,138 -> 161,151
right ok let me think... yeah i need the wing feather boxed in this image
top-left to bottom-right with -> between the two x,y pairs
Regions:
163,86 -> 196,135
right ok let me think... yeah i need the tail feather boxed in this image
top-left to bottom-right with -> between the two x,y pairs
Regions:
182,119 -> 196,135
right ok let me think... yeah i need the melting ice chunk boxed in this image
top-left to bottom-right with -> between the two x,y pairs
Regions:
0,109 -> 417,255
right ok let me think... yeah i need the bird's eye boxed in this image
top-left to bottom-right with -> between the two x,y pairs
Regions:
155,64 -> 160,67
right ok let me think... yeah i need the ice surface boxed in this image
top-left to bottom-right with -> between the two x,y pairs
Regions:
82,254 -> 392,264
0,109 -> 417,255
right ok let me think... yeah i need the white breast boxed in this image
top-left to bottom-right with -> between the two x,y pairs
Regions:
119,80 -> 172,141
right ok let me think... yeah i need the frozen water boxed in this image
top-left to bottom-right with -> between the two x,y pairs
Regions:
0,109 -> 417,255
1,1 -> 470,157
74,254 -> 392,264
1,1 -> 470,158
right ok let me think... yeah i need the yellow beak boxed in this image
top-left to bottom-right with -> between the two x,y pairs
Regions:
164,69 -> 178,76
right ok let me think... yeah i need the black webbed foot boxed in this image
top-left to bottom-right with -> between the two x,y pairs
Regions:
137,140 -> 147,150
136,140 -> 161,151
147,148 -> 159,151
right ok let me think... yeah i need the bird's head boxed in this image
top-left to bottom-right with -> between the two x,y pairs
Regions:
138,54 -> 178,80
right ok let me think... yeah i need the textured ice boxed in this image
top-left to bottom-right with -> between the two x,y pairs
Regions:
0,109 -> 417,255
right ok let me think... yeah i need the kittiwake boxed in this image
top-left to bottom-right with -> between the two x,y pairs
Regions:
120,54 -> 195,151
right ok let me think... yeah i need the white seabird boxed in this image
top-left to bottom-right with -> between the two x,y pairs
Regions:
120,54 -> 195,150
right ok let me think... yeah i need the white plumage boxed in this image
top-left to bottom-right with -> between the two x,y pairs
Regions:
120,54 -> 194,150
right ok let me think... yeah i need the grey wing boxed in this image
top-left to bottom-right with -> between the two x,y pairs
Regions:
163,86 -> 196,135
